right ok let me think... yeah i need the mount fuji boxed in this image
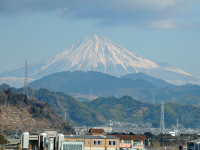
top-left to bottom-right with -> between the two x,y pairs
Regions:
0,35 -> 199,87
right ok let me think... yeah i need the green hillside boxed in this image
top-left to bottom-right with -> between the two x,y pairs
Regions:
85,96 -> 200,128
33,88 -> 106,125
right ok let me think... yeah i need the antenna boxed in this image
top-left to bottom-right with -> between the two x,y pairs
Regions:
177,118 -> 179,129
23,59 -> 28,97
152,91 -> 155,104
31,86 -> 34,99
160,101 -> 165,133
64,112 -> 67,122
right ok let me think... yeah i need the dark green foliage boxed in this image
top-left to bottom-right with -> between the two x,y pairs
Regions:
85,96 -> 200,128
1,83 -> 200,128
34,88 -> 105,126
0,134 -> 7,144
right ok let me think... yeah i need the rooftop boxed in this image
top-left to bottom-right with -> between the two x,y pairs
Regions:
111,135 -> 146,140
64,135 -> 119,139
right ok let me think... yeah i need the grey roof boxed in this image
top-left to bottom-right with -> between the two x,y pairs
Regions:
188,139 -> 200,144
64,135 -> 119,139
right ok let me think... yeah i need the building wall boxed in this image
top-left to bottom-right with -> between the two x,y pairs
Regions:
64,137 -> 119,150
120,140 -> 144,149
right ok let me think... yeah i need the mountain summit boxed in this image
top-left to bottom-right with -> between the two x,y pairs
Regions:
0,35 -> 199,87
37,35 -> 159,77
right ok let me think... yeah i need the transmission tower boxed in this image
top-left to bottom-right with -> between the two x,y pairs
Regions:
177,118 -> 179,129
23,59 -> 28,96
152,91 -> 155,104
160,101 -> 165,133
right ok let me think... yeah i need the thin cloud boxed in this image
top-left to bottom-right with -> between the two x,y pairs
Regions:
1,0 -> 200,29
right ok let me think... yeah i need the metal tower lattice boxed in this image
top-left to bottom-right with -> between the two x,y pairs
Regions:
177,118 -> 179,129
23,59 -> 28,96
160,101 -> 165,133
152,91 -> 155,104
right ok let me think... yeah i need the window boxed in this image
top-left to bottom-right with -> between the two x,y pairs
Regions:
124,140 -> 131,144
113,141 -> 117,145
94,140 -> 102,145
133,140 -> 141,146
109,141 -> 117,145
88,140 -> 90,145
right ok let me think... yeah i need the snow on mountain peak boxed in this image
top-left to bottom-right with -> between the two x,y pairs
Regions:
38,34 -> 159,76
0,34 -> 197,87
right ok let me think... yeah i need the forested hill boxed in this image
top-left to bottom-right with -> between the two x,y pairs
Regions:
0,89 -> 74,134
84,96 -> 200,128
0,84 -> 106,126
1,84 -> 200,129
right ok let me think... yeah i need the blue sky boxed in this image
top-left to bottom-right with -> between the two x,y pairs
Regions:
0,0 -> 200,77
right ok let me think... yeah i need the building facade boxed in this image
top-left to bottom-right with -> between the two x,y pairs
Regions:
112,135 -> 146,150
64,135 -> 120,150
187,139 -> 200,150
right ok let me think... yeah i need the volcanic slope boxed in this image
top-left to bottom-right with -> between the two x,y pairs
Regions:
0,35 -> 198,87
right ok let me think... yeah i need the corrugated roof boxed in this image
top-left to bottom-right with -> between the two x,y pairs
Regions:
89,129 -> 105,134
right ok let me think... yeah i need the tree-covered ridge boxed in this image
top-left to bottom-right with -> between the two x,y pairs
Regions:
0,84 -> 106,126
85,96 -> 200,128
1,84 -> 200,129
34,88 -> 106,126
0,89 -> 74,134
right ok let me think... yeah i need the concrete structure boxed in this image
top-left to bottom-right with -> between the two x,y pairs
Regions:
112,135 -> 146,150
187,139 -> 200,150
21,132 -> 29,150
20,131 -> 65,150
64,135 -> 120,150
61,141 -> 84,150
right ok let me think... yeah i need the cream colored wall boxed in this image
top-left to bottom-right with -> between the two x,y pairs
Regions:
64,138 -> 119,149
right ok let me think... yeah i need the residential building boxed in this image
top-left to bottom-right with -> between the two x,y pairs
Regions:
187,139 -> 200,150
61,141 -> 84,150
64,135 -> 120,150
111,135 -> 146,150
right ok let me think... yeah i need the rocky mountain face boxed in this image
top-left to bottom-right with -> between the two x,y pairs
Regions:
0,35 -> 199,87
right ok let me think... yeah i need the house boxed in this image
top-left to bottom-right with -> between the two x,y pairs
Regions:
64,135 -> 120,150
89,129 -> 105,135
187,139 -> 200,150
111,135 -> 146,150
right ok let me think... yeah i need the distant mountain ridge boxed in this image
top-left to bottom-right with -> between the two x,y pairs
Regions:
29,71 -> 155,95
29,71 -> 200,105
0,34 -> 199,87
121,72 -> 173,88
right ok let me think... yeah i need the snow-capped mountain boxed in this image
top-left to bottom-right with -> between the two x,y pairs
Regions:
0,35 -> 199,87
